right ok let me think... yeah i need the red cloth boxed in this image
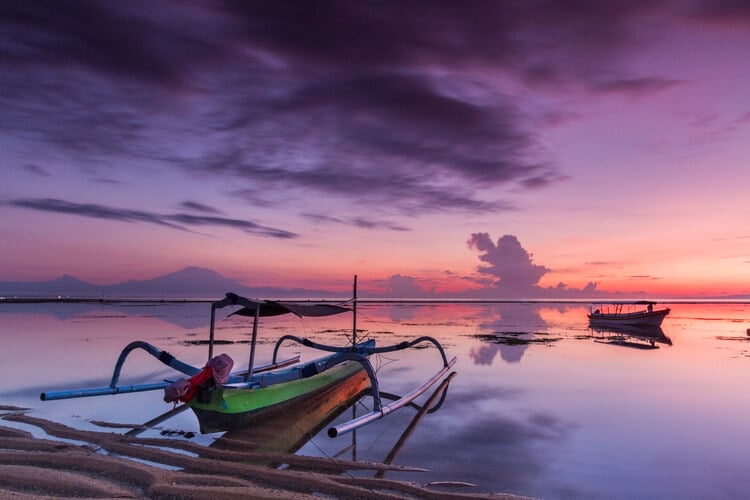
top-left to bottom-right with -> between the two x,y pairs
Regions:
164,367 -> 212,403
163,354 -> 235,404
206,353 -> 233,384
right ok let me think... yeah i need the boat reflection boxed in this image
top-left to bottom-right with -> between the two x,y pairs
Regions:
208,367 -> 457,475
374,371 -> 456,478
590,324 -> 673,349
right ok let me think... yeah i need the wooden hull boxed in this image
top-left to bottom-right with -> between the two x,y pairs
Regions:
588,308 -> 670,327
190,360 -> 368,434
211,365 -> 370,453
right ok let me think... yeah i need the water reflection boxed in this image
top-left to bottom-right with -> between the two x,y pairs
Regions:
591,324 -> 673,349
441,410 -> 573,492
0,301 -> 211,329
469,303 -> 554,365
211,372 -> 457,474
7,301 -> 750,499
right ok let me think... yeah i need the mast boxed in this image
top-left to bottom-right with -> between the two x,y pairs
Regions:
245,302 -> 260,382
352,275 -> 358,349
351,274 -> 358,457
208,303 -> 217,360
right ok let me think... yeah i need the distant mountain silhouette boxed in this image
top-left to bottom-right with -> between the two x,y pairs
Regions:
106,267 -> 246,298
0,267 -> 342,299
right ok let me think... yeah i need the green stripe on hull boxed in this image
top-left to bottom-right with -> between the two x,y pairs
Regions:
190,360 -> 366,433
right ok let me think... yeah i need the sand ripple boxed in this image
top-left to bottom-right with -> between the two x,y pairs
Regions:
1,413 -> 523,499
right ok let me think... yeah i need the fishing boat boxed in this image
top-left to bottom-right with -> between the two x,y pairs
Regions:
40,278 -> 456,437
588,301 -> 670,327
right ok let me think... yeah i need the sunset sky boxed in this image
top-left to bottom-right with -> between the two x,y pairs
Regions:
1,1 -> 749,298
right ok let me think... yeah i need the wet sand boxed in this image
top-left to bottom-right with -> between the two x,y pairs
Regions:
0,411 -> 524,499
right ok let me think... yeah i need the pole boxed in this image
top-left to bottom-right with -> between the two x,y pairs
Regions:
352,275 -> 358,349
246,302 -> 260,382
208,304 -> 217,361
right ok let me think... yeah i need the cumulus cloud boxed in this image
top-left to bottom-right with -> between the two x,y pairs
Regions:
468,233 -> 550,292
375,234 -> 600,298
467,233 -> 599,298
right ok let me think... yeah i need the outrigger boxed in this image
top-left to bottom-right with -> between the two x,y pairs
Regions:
40,277 -> 457,438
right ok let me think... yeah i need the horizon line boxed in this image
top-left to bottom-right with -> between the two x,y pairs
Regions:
2,296 -> 750,305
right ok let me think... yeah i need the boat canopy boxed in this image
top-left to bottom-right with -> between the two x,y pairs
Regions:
230,300 -> 351,318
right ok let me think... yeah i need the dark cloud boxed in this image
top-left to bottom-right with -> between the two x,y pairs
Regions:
8,198 -> 296,239
10,198 -> 182,230
687,0 -> 750,24
222,0 -> 667,84
167,213 -> 296,239
179,201 -> 224,215
303,213 -> 410,232
0,1 -> 686,221
22,164 -> 51,177
0,1 -> 221,87
592,77 -> 686,96
92,178 -> 123,185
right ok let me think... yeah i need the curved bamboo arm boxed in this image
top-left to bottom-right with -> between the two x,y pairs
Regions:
109,341 -> 200,388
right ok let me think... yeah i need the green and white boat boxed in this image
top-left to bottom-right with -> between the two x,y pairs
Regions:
41,278 -> 456,437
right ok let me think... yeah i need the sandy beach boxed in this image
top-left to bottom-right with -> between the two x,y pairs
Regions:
0,408 -> 523,499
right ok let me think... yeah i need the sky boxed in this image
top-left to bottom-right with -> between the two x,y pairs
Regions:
1,1 -> 750,298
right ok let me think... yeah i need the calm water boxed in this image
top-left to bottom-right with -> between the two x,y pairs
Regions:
1,300 -> 749,498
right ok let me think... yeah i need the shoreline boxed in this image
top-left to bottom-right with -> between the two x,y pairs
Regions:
0,410 -> 525,499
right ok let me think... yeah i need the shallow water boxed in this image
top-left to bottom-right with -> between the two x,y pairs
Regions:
1,300 -> 749,498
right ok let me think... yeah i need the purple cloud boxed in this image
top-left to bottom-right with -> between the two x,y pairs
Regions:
384,275 -> 435,298
179,201 -> 224,215
468,233 -> 550,292
467,233 -> 600,298
592,77 -> 686,96
22,164 -> 51,177
0,1 -> 690,223
687,0 -> 750,25
303,213 -> 410,232
8,198 -> 297,239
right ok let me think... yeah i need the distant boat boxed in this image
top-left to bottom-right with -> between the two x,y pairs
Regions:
588,301 -> 670,327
